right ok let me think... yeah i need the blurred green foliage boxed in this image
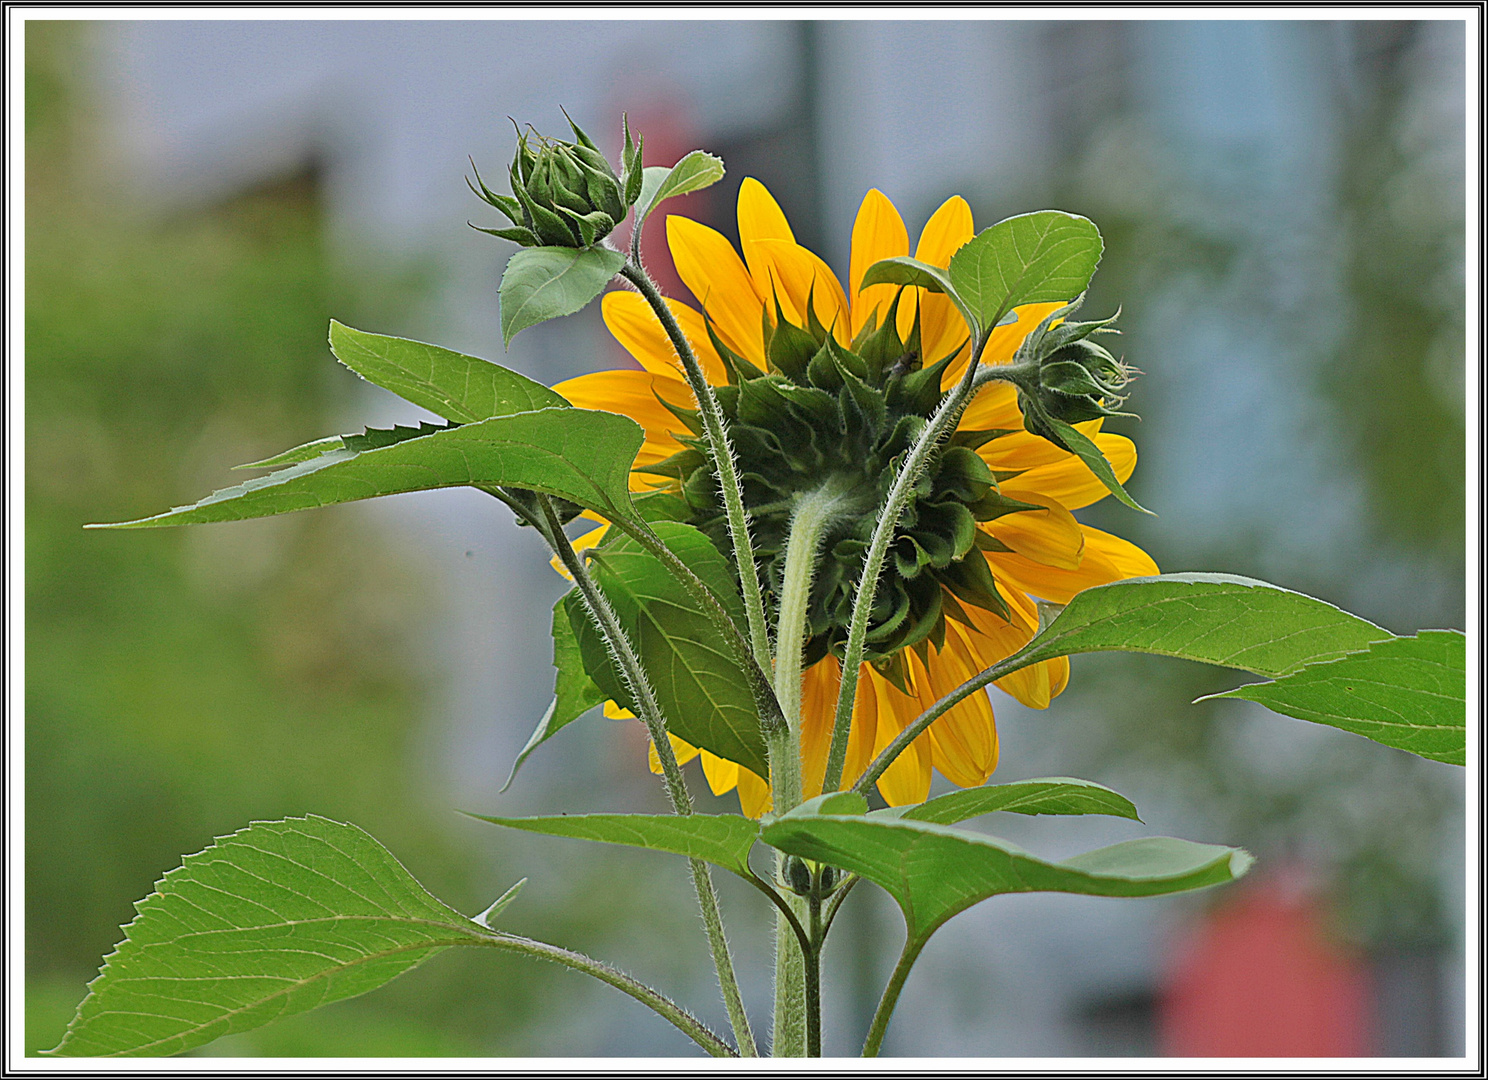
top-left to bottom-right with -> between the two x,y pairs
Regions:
25,23 -> 533,1056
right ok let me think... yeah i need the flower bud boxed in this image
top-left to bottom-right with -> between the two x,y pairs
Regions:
469,112 -> 638,249
990,295 -> 1137,448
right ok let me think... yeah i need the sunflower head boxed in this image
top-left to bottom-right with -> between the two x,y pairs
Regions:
470,113 -> 638,248
638,284 -> 1037,693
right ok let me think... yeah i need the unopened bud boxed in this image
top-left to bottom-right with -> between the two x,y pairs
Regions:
470,111 -> 642,249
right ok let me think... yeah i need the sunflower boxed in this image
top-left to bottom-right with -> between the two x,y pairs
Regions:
555,179 -> 1157,816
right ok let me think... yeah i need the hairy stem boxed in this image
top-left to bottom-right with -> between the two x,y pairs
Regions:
478,930 -> 735,1057
861,934 -> 927,1057
620,261 -> 773,674
771,872 -> 807,1057
820,328 -> 991,794
534,495 -> 757,1056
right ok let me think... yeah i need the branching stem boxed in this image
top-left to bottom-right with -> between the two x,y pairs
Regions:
532,494 -> 757,1057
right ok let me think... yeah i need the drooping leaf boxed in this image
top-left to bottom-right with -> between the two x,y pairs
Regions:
637,151 -> 725,226
499,246 -> 626,346
886,777 -> 1142,826
88,407 -> 643,530
468,812 -> 761,877
1045,416 -> 1152,515
328,320 -> 567,422
565,521 -> 767,779
235,422 -> 458,471
503,592 -> 609,790
49,817 -> 494,1057
858,256 -> 977,341
761,809 -> 1250,943
946,211 -> 1103,331
1009,573 -> 1391,678
1206,630 -> 1466,765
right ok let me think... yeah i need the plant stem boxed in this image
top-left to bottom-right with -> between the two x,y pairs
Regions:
620,261 -> 773,675
805,874 -> 825,1058
773,482 -> 849,745
771,880 -> 808,1057
861,934 -> 928,1057
820,328 -> 990,794
534,495 -> 757,1057
477,931 -> 735,1057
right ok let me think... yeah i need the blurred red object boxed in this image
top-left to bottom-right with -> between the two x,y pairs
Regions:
1159,875 -> 1372,1057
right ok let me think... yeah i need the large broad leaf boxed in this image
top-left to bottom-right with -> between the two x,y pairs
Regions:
885,777 -> 1142,826
328,321 -> 568,423
565,520 -> 767,779
500,246 -> 626,346
49,817 -> 493,1057
946,211 -> 1103,331
637,151 -> 725,227
88,407 -> 643,530
504,593 -> 609,790
1207,630 -> 1466,766
1012,573 -> 1391,678
762,808 -> 1249,944
468,812 -> 761,877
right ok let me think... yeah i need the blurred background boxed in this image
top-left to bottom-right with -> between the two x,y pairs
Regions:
24,16 -> 1469,1058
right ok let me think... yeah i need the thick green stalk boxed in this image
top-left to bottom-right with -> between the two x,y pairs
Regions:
478,931 -> 735,1057
619,262 -> 773,674
820,328 -> 991,794
535,496 -> 757,1057
772,881 -> 808,1057
861,935 -> 928,1057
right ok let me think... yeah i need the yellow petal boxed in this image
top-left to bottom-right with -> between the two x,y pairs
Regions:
700,751 -> 740,797
737,766 -> 773,818
849,189 -> 910,338
666,215 -> 765,365
552,368 -> 693,461
909,626 -> 999,788
985,494 -> 1085,570
911,196 -> 975,366
799,657 -> 838,799
958,380 -> 1023,431
979,420 -> 1104,473
602,290 -> 727,385
960,589 -> 1055,709
986,524 -> 1158,605
867,668 -> 932,807
605,700 -> 636,720
737,177 -> 796,301
942,300 -> 1066,389
753,238 -> 850,343
999,433 -> 1137,510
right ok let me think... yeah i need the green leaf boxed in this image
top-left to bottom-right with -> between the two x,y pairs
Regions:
638,151 -> 725,224
1046,416 -> 1153,514
1207,630 -> 1466,765
503,592 -> 608,791
468,812 -> 761,877
946,210 -> 1103,331
499,246 -> 626,347
889,777 -> 1142,826
1011,573 -> 1391,678
761,810 -> 1250,943
49,816 -> 494,1057
566,521 -> 767,778
88,407 -> 643,530
235,435 -> 346,470
328,320 -> 567,423
858,256 -> 978,341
